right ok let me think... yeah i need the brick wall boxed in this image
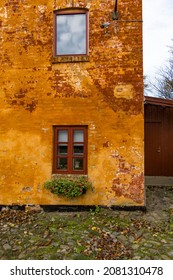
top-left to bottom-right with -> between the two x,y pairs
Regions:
0,0 -> 144,206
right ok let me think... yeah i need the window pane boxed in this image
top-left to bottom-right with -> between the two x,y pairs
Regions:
73,144 -> 84,155
57,158 -> 68,170
73,158 -> 83,170
58,130 -> 68,142
58,144 -> 68,155
56,14 -> 86,55
73,130 -> 84,142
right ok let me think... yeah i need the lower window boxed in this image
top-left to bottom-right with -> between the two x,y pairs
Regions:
53,126 -> 88,174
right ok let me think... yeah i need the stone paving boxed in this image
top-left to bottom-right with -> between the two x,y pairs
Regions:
0,186 -> 173,260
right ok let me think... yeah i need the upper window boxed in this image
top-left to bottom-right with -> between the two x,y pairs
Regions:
53,126 -> 88,174
54,9 -> 88,56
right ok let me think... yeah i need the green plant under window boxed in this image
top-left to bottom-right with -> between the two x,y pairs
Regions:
44,176 -> 92,198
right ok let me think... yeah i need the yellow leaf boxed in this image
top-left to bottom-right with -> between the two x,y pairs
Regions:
92,226 -> 97,231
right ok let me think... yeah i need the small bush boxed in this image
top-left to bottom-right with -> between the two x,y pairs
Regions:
44,176 -> 92,198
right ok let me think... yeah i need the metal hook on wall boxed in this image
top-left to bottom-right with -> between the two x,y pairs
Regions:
112,0 -> 119,20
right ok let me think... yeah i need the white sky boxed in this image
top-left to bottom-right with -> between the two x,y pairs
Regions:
143,0 -> 173,80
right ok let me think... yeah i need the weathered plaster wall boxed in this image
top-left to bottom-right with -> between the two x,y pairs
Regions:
0,0 -> 144,206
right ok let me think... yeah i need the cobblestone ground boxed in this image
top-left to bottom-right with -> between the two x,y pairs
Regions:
0,186 -> 173,260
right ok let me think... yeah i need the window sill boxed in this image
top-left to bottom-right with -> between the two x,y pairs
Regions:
52,174 -> 88,179
52,55 -> 89,63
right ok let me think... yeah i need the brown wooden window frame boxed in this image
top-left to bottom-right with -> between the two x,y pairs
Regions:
53,8 -> 89,57
53,126 -> 88,174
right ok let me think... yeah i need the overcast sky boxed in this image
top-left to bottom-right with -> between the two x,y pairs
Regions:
143,0 -> 173,81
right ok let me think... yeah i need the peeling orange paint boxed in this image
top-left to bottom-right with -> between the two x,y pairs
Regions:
0,0 -> 144,206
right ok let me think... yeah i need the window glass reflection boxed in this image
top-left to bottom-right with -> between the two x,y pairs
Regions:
73,158 -> 83,170
73,144 -> 84,155
58,144 -> 68,155
73,130 -> 84,142
58,130 -> 68,142
57,158 -> 68,170
56,14 -> 86,55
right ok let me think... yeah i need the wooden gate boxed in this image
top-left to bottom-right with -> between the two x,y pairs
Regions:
144,97 -> 173,176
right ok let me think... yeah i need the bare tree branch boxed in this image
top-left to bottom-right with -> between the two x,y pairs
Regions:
149,42 -> 173,100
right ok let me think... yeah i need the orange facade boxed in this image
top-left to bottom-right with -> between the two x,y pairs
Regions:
0,0 -> 144,206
